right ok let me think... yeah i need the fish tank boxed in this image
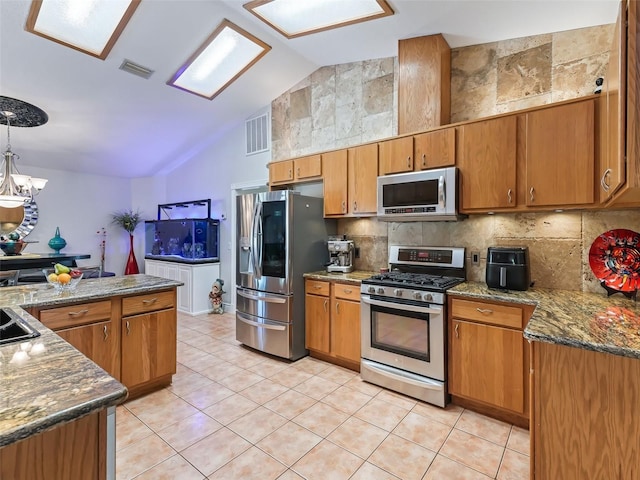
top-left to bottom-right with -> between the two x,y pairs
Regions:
144,218 -> 220,263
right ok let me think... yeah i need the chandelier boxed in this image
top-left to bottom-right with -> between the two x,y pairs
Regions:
0,97 -> 48,209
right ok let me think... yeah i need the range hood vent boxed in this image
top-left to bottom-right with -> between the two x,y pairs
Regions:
119,59 -> 154,79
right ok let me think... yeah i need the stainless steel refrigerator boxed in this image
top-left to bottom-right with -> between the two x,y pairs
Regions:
236,190 -> 336,360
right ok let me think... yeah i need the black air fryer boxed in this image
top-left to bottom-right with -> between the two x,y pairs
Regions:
485,246 -> 531,291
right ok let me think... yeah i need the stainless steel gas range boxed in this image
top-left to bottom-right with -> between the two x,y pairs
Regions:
360,245 -> 466,407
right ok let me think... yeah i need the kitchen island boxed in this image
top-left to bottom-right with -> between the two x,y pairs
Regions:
449,282 -> 640,480
0,274 -> 182,480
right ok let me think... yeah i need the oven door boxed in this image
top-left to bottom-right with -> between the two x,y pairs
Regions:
360,294 -> 445,381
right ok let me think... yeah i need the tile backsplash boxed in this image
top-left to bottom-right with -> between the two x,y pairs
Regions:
273,23 -> 640,293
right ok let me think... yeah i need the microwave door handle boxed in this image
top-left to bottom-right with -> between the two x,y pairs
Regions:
438,175 -> 445,209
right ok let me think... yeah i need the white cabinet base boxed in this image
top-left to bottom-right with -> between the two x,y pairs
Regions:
145,259 -> 220,315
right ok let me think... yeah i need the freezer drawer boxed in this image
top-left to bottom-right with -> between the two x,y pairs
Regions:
236,311 -> 293,359
236,287 -> 292,323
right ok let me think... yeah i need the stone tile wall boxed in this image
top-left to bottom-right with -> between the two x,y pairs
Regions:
272,24 -> 640,293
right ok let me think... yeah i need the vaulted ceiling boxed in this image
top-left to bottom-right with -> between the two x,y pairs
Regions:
0,0 -> 618,179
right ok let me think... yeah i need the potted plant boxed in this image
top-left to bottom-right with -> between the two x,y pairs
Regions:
111,209 -> 142,275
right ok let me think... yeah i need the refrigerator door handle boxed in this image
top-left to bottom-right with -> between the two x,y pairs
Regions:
237,288 -> 287,303
251,200 -> 262,279
237,312 -> 287,330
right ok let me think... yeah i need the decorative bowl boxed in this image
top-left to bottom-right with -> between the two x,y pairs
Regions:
42,268 -> 83,291
0,241 -> 27,256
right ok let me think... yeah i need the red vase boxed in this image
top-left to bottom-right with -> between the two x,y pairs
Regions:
124,234 -> 139,275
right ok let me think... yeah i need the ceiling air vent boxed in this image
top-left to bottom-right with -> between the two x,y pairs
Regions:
119,59 -> 154,79
246,113 -> 269,155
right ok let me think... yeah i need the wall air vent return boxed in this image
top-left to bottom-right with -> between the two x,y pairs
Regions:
245,112 -> 269,155
119,59 -> 154,79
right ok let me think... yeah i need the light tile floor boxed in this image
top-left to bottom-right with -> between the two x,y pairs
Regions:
116,312 -> 530,480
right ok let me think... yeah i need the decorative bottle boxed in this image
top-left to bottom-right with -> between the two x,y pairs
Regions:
48,227 -> 67,254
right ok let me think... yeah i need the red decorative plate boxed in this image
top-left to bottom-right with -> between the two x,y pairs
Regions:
588,229 -> 640,292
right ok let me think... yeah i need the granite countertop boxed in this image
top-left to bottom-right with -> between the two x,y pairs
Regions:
449,281 -> 640,360
0,274 -> 182,448
304,270 -> 377,286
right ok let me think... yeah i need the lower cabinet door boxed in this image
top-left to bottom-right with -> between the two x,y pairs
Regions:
121,309 -> 176,389
331,299 -> 361,363
450,319 -> 525,413
57,320 -> 119,379
305,293 -> 330,353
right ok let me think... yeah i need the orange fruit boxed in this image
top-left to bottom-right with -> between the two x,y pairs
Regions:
57,273 -> 71,284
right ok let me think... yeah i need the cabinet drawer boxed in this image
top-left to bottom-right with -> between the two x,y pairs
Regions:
450,298 -> 523,329
333,283 -> 360,301
39,301 -> 112,330
122,290 -> 175,317
306,279 -> 330,296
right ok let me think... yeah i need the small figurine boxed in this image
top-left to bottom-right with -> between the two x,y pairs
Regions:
209,278 -> 225,314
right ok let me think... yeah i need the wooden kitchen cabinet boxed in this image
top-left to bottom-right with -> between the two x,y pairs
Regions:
458,116 -> 517,211
525,99 -> 595,207
121,290 -> 177,398
378,136 -> 414,175
323,144 -> 378,217
36,300 -> 119,379
531,341 -> 640,479
305,278 -> 361,370
0,410 -> 105,480
448,296 -> 531,427
269,154 -> 322,187
414,127 -> 456,170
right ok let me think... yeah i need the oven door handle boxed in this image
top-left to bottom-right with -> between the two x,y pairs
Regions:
361,296 -> 442,315
361,359 -> 444,390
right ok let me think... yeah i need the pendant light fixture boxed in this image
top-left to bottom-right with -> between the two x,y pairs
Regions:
0,97 -> 49,209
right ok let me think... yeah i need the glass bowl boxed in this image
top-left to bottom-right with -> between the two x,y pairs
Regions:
42,268 -> 83,291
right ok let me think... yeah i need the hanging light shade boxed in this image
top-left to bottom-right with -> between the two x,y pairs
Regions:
0,97 -> 49,209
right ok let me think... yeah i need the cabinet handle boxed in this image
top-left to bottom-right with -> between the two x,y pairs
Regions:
422,154 -> 426,168
126,320 -> 130,335
455,323 -> 459,338
288,168 -> 292,178
67,309 -> 89,317
476,308 -> 493,315
343,288 -> 352,294
142,298 -> 158,305
323,300 -> 328,313
407,156 -> 411,168
296,167 -> 301,177
314,285 -> 323,290
341,200 -> 346,213
529,187 -> 535,202
353,201 -> 357,212
103,325 -> 108,341
601,168 -> 612,192
336,302 -> 340,314
507,188 -> 512,204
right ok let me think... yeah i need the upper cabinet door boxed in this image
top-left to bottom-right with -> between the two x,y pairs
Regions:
414,128 -> 456,170
458,116 -> 517,211
269,160 -> 294,185
378,137 -> 414,175
348,143 -> 378,215
294,154 -> 322,180
525,99 -> 595,207
322,149 -> 348,216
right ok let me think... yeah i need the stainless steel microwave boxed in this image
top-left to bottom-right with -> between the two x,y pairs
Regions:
377,167 -> 464,221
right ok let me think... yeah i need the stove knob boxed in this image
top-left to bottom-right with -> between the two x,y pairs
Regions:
368,286 -> 376,294
377,287 -> 385,295
425,293 -> 433,302
394,289 -> 403,297
414,292 -> 422,300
